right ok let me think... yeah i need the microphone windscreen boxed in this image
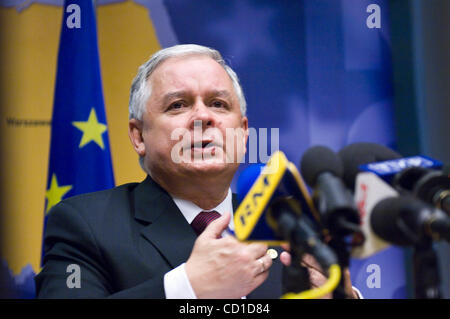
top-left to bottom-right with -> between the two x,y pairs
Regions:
300,145 -> 343,187
392,166 -> 428,192
338,142 -> 401,190
443,163 -> 450,176
370,196 -> 420,245
237,164 -> 265,202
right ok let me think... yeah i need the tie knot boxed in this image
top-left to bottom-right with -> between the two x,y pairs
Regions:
191,210 -> 221,236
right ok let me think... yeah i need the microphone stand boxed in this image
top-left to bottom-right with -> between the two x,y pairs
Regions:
327,218 -> 362,299
311,175 -> 361,299
328,237 -> 350,299
282,244 -> 311,296
413,239 -> 441,299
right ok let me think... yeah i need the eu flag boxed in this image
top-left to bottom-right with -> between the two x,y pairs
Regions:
42,0 -> 114,260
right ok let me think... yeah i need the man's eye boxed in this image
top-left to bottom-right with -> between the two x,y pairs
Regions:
211,100 -> 226,108
168,101 -> 185,110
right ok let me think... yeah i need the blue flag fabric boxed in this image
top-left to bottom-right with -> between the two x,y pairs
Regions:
146,0 -> 407,298
43,0 -> 115,258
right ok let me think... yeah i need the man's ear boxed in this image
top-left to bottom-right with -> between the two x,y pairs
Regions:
128,119 -> 145,157
242,116 -> 249,149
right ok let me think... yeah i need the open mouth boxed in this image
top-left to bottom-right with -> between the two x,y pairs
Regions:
185,140 -> 225,160
173,136 -> 226,163
190,140 -> 218,150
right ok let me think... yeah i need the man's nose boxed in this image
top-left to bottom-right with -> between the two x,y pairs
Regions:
189,101 -> 215,130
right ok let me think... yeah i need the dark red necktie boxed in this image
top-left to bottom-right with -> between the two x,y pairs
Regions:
191,211 -> 221,236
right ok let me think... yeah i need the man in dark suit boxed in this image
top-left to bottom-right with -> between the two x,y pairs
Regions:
36,44 -> 357,298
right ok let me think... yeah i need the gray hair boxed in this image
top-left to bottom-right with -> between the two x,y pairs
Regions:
128,44 -> 247,121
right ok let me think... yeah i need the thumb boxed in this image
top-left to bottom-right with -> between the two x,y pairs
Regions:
201,211 -> 231,239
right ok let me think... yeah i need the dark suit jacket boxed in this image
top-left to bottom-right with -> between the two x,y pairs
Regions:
35,175 -> 283,298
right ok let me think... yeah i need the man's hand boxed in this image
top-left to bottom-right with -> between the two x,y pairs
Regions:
185,212 -> 273,298
280,247 -> 359,299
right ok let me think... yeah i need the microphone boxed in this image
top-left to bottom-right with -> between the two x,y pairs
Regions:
353,171 -> 450,248
338,142 -> 448,214
234,152 -> 344,299
300,145 -> 360,237
352,172 -> 399,258
338,142 -> 402,191
300,145 -> 363,299
341,144 -> 448,299
359,155 -> 443,184
234,151 -> 320,245
443,163 -> 450,176
370,194 -> 449,299
371,196 -> 450,245
392,167 -> 450,215
236,163 -> 265,203
233,151 -> 336,267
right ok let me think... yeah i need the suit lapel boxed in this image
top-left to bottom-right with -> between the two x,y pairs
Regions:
133,175 -> 197,268
232,194 -> 239,211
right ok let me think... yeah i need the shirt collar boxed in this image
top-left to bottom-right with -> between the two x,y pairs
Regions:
171,188 -> 234,230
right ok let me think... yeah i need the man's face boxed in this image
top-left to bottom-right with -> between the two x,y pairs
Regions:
130,55 -> 248,180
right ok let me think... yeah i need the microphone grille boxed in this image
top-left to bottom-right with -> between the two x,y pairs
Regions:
338,142 -> 401,190
370,196 -> 422,246
300,145 -> 343,187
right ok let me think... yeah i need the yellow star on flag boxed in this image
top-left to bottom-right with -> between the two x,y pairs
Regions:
45,174 -> 73,214
72,108 -> 107,149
